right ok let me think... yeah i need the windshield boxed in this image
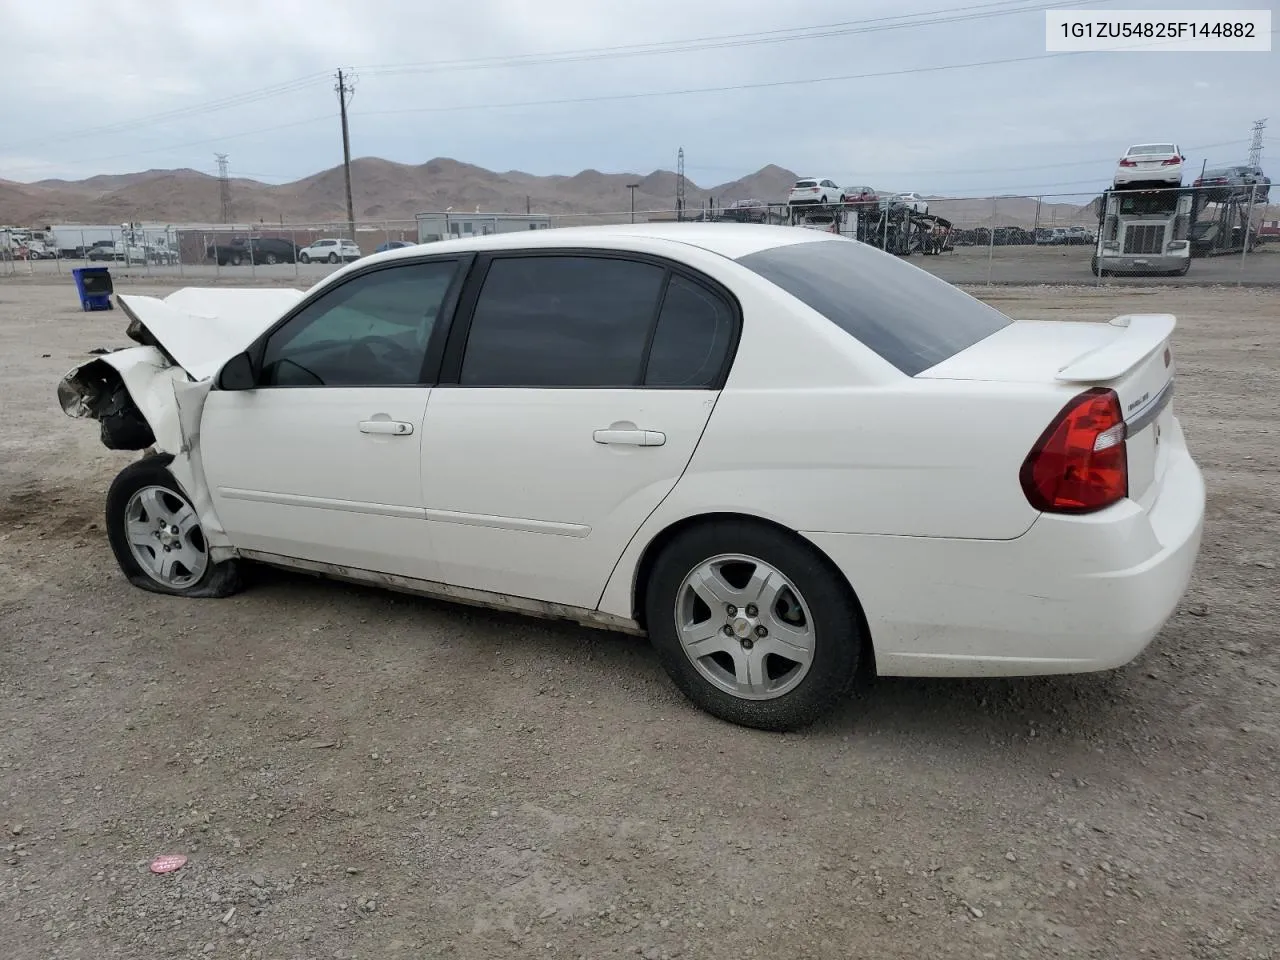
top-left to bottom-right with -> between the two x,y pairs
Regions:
1128,144 -> 1176,156
736,239 -> 1011,376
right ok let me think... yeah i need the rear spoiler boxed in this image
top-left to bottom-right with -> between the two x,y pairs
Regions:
1055,314 -> 1176,384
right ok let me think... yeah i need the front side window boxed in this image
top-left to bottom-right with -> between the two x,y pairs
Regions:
459,255 -> 665,387
260,260 -> 460,387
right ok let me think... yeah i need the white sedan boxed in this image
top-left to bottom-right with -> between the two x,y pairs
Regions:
57,224 -> 1205,731
885,192 -> 929,215
1114,143 -> 1185,188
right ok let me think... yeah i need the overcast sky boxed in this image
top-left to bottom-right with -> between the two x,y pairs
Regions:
0,0 -> 1274,198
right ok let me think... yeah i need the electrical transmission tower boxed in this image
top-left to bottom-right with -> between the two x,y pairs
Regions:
335,68 -> 358,241
676,147 -> 686,222
1247,118 -> 1266,167
215,153 -> 233,223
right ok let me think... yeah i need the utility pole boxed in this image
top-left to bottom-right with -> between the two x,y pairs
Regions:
335,69 -> 357,241
676,147 -> 686,222
1247,118 -> 1266,167
215,153 -> 233,223
626,183 -> 639,223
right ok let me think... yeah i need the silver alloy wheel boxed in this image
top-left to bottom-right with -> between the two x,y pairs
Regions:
123,485 -> 208,588
674,553 -> 816,701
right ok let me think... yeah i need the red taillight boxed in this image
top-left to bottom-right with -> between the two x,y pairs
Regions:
1119,159 -> 1137,167
1160,157 -> 1180,165
1020,388 -> 1128,514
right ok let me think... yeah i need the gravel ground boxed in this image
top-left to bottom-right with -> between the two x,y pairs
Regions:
1,282 -> 1277,960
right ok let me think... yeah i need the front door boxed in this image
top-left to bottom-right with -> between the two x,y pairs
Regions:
200,258 -> 465,579
421,252 -> 740,608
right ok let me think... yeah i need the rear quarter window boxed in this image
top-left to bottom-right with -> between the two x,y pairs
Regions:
735,238 -> 1011,376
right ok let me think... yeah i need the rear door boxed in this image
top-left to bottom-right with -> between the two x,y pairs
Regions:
420,251 -> 740,608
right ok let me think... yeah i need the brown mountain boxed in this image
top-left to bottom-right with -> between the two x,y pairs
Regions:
9,159 -> 1268,229
3,158 -> 807,226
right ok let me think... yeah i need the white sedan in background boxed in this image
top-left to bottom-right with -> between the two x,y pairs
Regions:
1114,143 -> 1185,188
298,238 -> 363,263
884,192 -> 930,215
58,224 -> 1204,731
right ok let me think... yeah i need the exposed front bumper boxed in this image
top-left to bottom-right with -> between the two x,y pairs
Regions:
1098,253 -> 1188,274
803,426 -> 1206,677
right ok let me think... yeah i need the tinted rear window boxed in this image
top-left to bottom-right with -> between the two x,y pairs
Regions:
735,239 -> 1011,376
794,180 -> 817,187
1128,144 -> 1175,155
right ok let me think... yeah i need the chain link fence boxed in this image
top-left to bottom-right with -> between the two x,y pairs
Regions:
3,187 -> 1276,286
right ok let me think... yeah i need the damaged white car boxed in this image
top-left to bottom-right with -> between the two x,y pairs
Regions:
59,224 -> 1205,731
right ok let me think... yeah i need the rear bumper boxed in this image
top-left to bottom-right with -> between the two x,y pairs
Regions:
803,427 -> 1205,677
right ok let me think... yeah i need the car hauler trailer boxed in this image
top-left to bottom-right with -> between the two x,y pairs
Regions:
1092,187 -> 1193,277
1188,187 -> 1263,257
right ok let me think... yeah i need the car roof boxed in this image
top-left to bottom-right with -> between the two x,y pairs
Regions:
356,222 -> 829,268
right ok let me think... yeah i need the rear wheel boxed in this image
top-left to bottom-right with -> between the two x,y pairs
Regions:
327,252 -> 339,263
644,520 -> 863,731
105,457 -> 244,599
264,252 -> 279,265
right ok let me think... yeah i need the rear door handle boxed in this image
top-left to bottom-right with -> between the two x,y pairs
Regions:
359,419 -> 414,436
593,428 -> 666,446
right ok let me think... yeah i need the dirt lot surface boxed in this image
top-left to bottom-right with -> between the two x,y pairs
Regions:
1,281 -> 1277,960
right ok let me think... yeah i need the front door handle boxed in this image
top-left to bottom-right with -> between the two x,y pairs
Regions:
593,428 -> 666,446
359,419 -> 414,436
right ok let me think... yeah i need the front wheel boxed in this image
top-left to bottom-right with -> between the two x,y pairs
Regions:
327,252 -> 339,263
264,253 -> 279,265
105,457 -> 244,598
644,520 -> 863,731
299,253 -> 311,263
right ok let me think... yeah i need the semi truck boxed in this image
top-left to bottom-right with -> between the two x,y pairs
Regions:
1092,188 -> 1193,277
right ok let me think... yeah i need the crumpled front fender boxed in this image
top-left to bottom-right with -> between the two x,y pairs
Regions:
58,347 -> 235,560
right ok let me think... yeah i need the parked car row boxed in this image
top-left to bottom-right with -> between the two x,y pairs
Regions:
201,237 -> 418,267
1035,226 -> 1095,246
785,179 -> 933,217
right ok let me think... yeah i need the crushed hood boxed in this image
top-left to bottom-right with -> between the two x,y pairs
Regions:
117,286 -> 304,381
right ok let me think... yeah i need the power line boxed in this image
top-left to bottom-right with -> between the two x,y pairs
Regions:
357,0 -> 1114,78
355,33 -> 1276,120
1,0 -> 1104,152
1,73 -> 330,152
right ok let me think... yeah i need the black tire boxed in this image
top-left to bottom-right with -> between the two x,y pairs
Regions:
299,253 -> 311,264
105,456 -> 244,599
1175,261 -> 1190,276
644,520 -> 863,732
327,252 -> 339,264
264,253 -> 278,265
1090,255 -> 1099,276
231,254 -> 244,266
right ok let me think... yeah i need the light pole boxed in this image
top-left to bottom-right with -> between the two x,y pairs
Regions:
627,183 -> 639,223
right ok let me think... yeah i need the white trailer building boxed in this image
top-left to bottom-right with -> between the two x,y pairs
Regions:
415,211 -> 552,243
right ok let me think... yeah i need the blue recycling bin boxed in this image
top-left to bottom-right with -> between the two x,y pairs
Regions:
72,266 -> 114,312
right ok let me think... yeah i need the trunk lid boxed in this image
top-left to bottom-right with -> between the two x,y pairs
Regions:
918,314 -> 1177,508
